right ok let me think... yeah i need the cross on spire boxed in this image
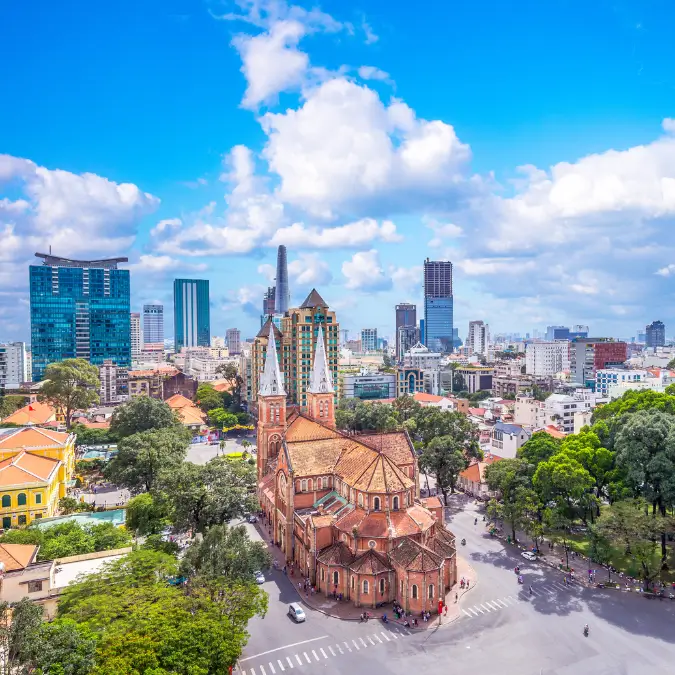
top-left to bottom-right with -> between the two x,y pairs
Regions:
309,325 -> 334,394
260,323 -> 286,396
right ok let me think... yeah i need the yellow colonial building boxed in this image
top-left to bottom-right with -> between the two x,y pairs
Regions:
0,428 -> 76,529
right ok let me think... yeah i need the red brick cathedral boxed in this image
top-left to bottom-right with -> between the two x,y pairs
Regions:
257,323 -> 457,611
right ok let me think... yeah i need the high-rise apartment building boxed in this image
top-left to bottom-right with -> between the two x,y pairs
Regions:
645,320 -> 666,348
173,279 -> 210,351
569,338 -> 628,387
397,325 -> 420,361
130,312 -> 142,360
143,304 -> 164,350
29,252 -> 131,381
274,245 -> 290,314
361,328 -> 378,352
423,259 -> 453,353
0,342 -> 27,390
525,341 -> 570,376
339,329 -> 349,348
466,320 -> 490,357
395,303 -> 417,359
252,289 -> 339,407
99,359 -> 129,404
226,328 -> 241,355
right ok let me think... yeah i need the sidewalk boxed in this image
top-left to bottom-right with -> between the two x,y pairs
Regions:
257,518 -> 476,628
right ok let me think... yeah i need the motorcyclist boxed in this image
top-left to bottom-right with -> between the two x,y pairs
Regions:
474,518 -> 478,525
583,624 -> 589,635
529,586 -> 532,595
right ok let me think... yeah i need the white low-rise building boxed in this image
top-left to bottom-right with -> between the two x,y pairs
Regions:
490,422 -> 531,458
595,368 -> 649,396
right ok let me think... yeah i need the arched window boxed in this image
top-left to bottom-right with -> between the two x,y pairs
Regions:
333,571 -> 339,585
428,584 -> 434,599
307,479 -> 313,491
363,580 -> 369,594
373,497 -> 380,511
358,493 -> 363,507
296,480 -> 301,492
319,401 -> 324,418
1,495 -> 10,508
17,493 -> 26,507
379,578 -> 385,595
400,580 -> 403,595
301,480 -> 307,492
351,576 -> 355,590
393,496 -> 399,510
411,584 -> 418,599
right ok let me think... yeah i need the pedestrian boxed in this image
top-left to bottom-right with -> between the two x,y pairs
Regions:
444,604 -> 448,616
298,582 -> 302,591
455,592 -> 458,603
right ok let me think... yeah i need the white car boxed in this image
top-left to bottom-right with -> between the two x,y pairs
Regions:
288,603 -> 306,622
521,551 -> 537,561
254,571 -> 265,584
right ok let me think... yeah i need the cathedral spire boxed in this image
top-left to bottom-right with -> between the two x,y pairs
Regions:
309,325 -> 333,394
260,323 -> 285,397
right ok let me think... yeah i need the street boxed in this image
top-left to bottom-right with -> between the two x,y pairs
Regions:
237,495 -> 675,675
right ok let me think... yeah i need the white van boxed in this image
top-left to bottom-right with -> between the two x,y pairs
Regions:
288,603 -> 306,623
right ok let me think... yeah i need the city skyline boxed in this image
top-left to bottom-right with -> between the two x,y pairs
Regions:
3,2 -> 675,342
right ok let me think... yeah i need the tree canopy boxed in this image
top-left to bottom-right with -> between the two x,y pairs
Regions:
109,396 -> 181,439
38,359 -> 100,430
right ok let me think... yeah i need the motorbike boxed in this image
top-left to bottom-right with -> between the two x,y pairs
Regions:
583,625 -> 589,637
518,575 -> 524,584
461,538 -> 466,546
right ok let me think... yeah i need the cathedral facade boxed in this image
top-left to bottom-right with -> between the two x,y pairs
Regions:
257,322 -> 457,612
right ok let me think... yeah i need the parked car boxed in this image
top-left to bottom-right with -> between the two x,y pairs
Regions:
288,603 -> 306,623
247,514 -> 258,523
254,571 -> 265,584
521,551 -> 537,561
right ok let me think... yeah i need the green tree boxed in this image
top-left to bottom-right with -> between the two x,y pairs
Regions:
59,497 -> 80,514
416,409 -> 481,459
517,431 -> 561,468
0,597 -> 44,674
38,359 -> 100,430
180,524 -> 271,582
592,389 -> 675,427
104,427 -> 189,493
125,492 -> 170,537
0,394 -> 25,420
195,383 -> 224,413
109,396 -> 180,439
164,458 -> 258,534
335,400 -> 399,433
419,437 -> 468,503
215,362 -> 244,411
391,395 -> 422,423
484,458 -> 536,543
69,423 -> 112,447
209,408 -> 238,428
614,408 -> 675,562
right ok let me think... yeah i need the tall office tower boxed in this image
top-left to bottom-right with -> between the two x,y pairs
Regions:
397,325 -> 420,360
130,312 -> 142,360
0,342 -> 27,390
423,259 -> 454,353
143,304 -> 164,350
226,328 -> 241,355
29,252 -> 131,381
645,320 -> 666,348
274,245 -> 290,314
466,320 -> 490,356
361,328 -> 378,352
262,286 -> 276,326
395,303 -> 417,359
173,279 -> 210,351
252,289 -> 339,407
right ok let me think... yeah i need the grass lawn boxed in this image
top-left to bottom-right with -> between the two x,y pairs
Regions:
549,532 -> 675,584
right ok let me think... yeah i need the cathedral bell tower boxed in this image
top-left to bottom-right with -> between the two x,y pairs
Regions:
306,325 -> 335,428
257,321 -> 287,478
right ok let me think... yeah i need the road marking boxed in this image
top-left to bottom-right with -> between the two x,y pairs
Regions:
474,605 -> 485,613
320,648 -> 328,659
328,646 -> 336,656
268,663 -> 275,674
359,637 -> 368,648
344,641 -> 352,652
311,650 -> 320,662
390,632 -> 399,639
367,636 -> 375,646
336,645 -> 343,654
277,659 -> 285,671
373,634 -> 383,644
240,637 -> 329,662
463,609 -> 472,618
480,603 -> 492,612
496,599 -> 509,608
286,657 -> 294,669
303,653 -> 311,664
249,669 -> 255,675
295,655 -> 302,666
381,632 -> 390,641
488,601 -> 501,610
352,639 -> 360,650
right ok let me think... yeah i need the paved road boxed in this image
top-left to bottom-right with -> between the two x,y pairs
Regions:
186,435 -> 256,465
238,494 -> 675,675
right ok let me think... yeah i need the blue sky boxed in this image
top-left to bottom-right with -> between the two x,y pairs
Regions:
2,0 -> 675,344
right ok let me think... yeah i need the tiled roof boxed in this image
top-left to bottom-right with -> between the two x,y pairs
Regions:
420,496 -> 443,510
388,511 -> 422,537
356,512 -> 389,537
73,417 -> 110,429
542,425 -> 566,439
285,415 -> 341,442
2,402 -> 56,426
356,432 -> 414,465
317,542 -> 354,566
389,538 -> 442,572
300,288 -> 327,309
211,381 -> 233,392
468,408 -> 486,417
334,507 -> 367,533
0,451 -> 61,487
349,549 -> 391,574
0,543 -> 39,571
459,455 -> 503,484
165,394 -> 195,409
286,438 -> 347,476
128,367 -> 179,377
310,514 -> 334,528
350,453 -> 413,493
495,421 -> 530,437
0,427 -> 70,450
429,534 -> 455,559
256,316 -> 282,338
165,394 -> 205,426
413,392 -> 445,403
404,505 -> 436,532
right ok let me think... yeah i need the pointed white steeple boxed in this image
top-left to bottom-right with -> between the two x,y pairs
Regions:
309,325 -> 334,394
260,323 -> 286,396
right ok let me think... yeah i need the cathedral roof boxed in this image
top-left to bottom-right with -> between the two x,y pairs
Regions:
309,325 -> 334,394
389,538 -> 442,572
285,414 -> 340,442
286,437 -> 348,476
256,316 -> 282,339
335,446 -> 414,493
259,323 -> 286,397
317,542 -> 354,567
300,288 -> 327,309
349,549 -> 391,574
356,432 -> 415,466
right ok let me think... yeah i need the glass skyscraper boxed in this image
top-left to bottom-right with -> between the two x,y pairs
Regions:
143,304 -> 164,349
29,253 -> 131,381
173,279 -> 210,351
423,259 -> 454,353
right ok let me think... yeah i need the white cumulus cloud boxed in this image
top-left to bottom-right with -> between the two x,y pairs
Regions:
342,249 -> 392,291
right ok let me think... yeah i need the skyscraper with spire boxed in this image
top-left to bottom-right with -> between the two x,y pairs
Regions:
274,245 -> 290,314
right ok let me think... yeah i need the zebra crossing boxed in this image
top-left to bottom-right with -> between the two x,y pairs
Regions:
461,578 -> 582,619
236,628 -> 410,675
